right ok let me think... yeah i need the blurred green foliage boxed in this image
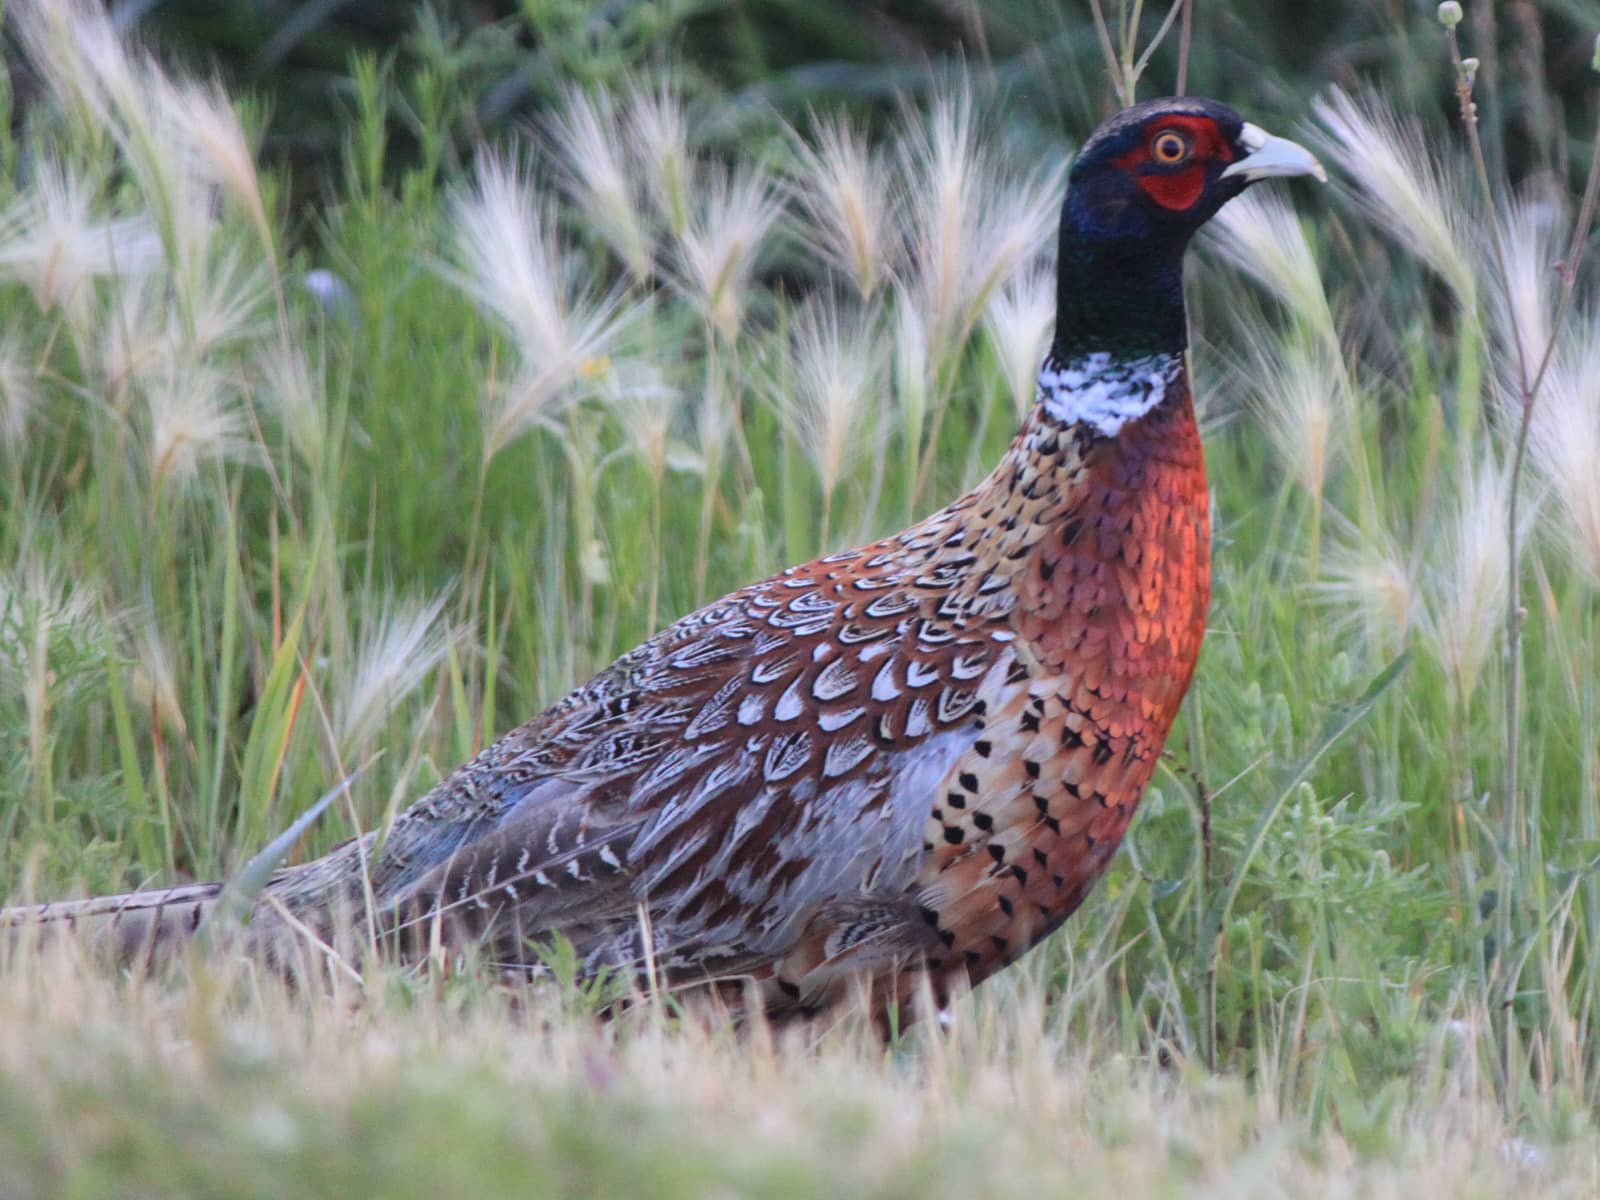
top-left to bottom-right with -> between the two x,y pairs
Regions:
96,0 -> 1600,205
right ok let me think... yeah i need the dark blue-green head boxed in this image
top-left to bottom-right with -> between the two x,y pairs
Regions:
1053,98 -> 1324,358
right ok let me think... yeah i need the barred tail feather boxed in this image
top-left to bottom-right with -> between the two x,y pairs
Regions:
2,882 -> 224,966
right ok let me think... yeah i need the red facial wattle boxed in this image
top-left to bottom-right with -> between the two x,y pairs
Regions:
1110,114 -> 1236,213
1136,166 -> 1207,211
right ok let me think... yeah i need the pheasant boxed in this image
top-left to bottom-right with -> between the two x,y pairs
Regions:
4,98 -> 1323,1021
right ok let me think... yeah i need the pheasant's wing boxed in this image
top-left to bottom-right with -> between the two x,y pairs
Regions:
374,513 -> 1026,980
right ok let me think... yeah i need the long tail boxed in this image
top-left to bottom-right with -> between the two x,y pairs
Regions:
1,883 -> 224,965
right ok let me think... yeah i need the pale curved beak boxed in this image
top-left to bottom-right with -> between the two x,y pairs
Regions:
1221,122 -> 1327,184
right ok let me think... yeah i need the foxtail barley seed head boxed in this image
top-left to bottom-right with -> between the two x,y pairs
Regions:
157,77 -> 271,258
692,363 -> 734,475
451,156 -> 568,363
257,343 -> 328,473
144,359 -> 250,494
601,363 -> 681,481
1491,193 -> 1564,369
20,3 -> 209,278
1210,190 -> 1339,355
784,295 -> 878,499
1528,328 -> 1600,586
1314,89 -> 1478,312
962,165 -> 1062,333
1245,333 -> 1350,499
898,88 -> 979,360
890,280 -> 932,423
449,155 -> 635,460
897,89 -> 1060,371
337,593 -> 457,751
790,114 -> 895,299
11,0 -> 140,139
1318,534 -> 1417,650
548,87 -> 653,284
627,83 -> 695,239
13,0 -> 268,337
673,162 -> 783,341
127,605 -> 187,736
1419,454 -> 1515,705
99,276 -> 169,401
187,249 -> 271,357
0,335 -> 37,453
984,266 -> 1055,419
0,163 -> 161,323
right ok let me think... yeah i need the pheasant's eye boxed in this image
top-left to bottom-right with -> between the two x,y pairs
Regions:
1151,131 -> 1189,164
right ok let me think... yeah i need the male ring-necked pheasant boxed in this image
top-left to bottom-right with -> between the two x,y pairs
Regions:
5,98 -> 1323,1020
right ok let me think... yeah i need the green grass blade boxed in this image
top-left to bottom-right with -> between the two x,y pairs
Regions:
198,763 -> 372,949
1196,651 -> 1412,1061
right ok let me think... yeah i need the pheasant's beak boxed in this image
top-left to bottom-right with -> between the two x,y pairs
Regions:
1221,123 -> 1326,184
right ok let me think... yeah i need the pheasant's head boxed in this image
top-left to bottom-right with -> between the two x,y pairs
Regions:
1054,98 -> 1323,356
1067,97 -> 1324,241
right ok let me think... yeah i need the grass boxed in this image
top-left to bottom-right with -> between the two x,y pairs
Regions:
2,0 -> 1600,1194
0,940 -> 1587,1199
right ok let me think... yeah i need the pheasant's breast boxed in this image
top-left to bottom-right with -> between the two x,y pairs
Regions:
901,385 -> 1211,997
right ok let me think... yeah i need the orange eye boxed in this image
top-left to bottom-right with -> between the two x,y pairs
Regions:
1151,131 -> 1189,164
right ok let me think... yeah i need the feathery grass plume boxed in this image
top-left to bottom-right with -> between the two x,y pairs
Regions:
143,360 -> 250,494
790,113 -> 895,299
897,89 -> 1062,372
692,361 -> 734,476
1317,534 -> 1417,651
9,0 -> 140,138
450,156 -> 564,355
0,550 -> 103,795
188,249 -> 271,356
897,88 -> 983,363
1209,190 -> 1339,354
158,77 -> 273,262
547,87 -> 652,284
673,161 -> 783,341
783,295 -> 877,543
1527,328 -> 1600,585
1418,455 -> 1515,707
1490,193 -> 1564,372
126,606 -> 187,737
19,0 -> 281,339
99,275 -> 170,402
0,162 -> 161,324
1245,334 -> 1349,500
600,361 -> 680,629
627,83 -> 695,239
601,362 -> 680,482
687,362 -> 735,599
0,335 -> 36,453
892,284 -> 932,443
1313,89 -> 1478,312
14,0 -> 215,294
448,155 -> 633,460
0,554 -> 100,656
336,592 -> 456,752
984,265 -> 1054,419
968,173 -> 1064,327
256,343 -> 328,473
